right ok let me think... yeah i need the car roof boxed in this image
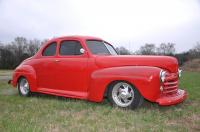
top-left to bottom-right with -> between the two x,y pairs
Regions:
49,35 -> 103,42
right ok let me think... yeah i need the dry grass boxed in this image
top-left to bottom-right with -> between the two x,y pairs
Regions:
0,70 -> 200,132
182,59 -> 200,72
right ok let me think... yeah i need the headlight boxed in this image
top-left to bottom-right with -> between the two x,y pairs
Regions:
160,70 -> 166,83
178,69 -> 182,78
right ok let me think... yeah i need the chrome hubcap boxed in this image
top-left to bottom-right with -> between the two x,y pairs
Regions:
112,82 -> 134,107
19,78 -> 29,95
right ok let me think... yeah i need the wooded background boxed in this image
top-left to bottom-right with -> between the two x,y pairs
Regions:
0,37 -> 199,69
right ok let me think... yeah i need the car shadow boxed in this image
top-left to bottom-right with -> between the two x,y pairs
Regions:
26,92 -> 186,111
141,98 -> 187,112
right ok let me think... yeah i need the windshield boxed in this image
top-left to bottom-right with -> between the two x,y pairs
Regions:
86,40 -> 118,55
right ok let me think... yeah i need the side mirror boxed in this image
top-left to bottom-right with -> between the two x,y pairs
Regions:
80,48 -> 85,54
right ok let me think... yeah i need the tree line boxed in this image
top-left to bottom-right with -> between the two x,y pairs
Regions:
0,37 -> 200,69
115,42 -> 200,66
0,37 -> 47,69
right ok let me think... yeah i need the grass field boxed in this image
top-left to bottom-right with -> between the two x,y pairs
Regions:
0,70 -> 199,132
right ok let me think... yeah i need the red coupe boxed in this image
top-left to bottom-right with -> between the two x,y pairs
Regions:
9,36 -> 187,109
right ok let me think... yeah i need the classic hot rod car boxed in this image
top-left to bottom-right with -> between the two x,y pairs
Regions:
9,36 -> 187,109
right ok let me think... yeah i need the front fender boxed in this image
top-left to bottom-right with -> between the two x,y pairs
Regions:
12,65 -> 37,92
87,66 -> 162,102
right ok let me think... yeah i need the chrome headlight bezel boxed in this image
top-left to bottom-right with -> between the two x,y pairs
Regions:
178,69 -> 182,78
160,70 -> 166,83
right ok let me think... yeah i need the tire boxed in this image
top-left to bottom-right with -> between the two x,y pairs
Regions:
108,81 -> 143,109
17,77 -> 31,97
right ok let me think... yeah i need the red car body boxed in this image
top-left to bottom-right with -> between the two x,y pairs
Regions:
10,36 -> 187,106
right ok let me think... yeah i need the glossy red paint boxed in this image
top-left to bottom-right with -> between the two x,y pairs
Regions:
10,36 -> 187,105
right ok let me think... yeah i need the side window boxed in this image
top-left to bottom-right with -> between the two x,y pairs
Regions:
42,42 -> 57,56
60,40 -> 83,55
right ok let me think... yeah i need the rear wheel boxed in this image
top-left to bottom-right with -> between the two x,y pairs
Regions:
18,77 -> 31,96
108,81 -> 143,109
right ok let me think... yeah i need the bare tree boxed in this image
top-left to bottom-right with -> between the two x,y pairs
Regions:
157,43 -> 176,55
138,43 -> 156,55
116,46 -> 131,55
193,42 -> 200,53
28,39 -> 41,56
189,42 -> 200,58
0,47 -> 16,69
41,39 -> 49,45
0,37 -> 43,69
11,37 -> 28,65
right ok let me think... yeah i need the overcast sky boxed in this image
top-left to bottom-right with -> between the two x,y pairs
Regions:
0,0 -> 200,53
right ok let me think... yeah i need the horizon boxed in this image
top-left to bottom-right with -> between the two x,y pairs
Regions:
0,0 -> 200,53
0,35 -> 198,54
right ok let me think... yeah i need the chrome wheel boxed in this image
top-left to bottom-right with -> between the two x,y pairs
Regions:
19,78 -> 30,95
112,82 -> 134,107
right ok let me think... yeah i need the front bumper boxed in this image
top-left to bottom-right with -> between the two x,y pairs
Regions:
156,89 -> 187,106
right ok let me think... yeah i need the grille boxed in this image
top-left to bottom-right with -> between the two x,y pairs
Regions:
162,73 -> 178,95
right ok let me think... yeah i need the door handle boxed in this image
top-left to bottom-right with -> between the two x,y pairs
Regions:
55,60 -> 60,62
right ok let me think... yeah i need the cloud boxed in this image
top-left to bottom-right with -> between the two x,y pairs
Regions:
0,0 -> 200,52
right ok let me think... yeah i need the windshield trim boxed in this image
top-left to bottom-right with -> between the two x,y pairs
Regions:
85,39 -> 118,55
103,41 -> 118,55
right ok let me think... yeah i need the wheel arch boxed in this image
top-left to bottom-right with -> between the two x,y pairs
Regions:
87,66 -> 162,103
17,75 -> 26,83
103,80 -> 139,98
13,65 -> 37,92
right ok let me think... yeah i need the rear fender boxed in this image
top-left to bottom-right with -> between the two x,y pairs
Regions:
12,65 -> 37,92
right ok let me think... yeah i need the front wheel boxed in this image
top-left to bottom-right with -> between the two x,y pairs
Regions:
18,77 -> 31,96
108,81 -> 143,109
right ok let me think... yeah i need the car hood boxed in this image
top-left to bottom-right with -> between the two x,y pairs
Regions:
95,55 -> 178,73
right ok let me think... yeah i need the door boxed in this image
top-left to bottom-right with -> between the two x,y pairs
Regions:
54,40 -> 88,97
34,42 -> 58,90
